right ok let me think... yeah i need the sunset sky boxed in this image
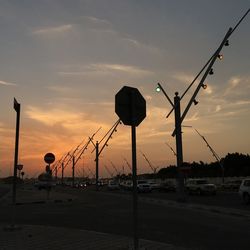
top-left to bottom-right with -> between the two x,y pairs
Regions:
0,1 -> 249,178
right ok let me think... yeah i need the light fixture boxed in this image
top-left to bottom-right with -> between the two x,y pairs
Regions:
209,68 -> 214,75
193,99 -> 199,105
156,86 -> 161,92
217,54 -> 223,60
224,40 -> 229,46
202,84 -> 207,89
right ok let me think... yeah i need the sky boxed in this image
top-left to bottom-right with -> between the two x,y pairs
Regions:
0,0 -> 249,178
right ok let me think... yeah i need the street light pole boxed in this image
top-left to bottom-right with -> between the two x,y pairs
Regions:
95,141 -> 99,191
12,98 -> 21,206
174,93 -> 185,201
72,156 -> 75,187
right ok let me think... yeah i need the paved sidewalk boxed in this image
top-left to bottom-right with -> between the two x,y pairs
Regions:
1,224 -> 189,250
0,185 -> 77,205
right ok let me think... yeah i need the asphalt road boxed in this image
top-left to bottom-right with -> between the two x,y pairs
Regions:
100,186 -> 249,211
1,185 -> 250,250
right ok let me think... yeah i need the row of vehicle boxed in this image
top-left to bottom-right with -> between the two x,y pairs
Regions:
108,178 -> 250,199
108,180 -> 176,193
185,178 -> 250,204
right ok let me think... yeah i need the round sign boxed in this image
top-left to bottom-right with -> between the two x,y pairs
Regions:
17,164 -> 23,170
44,152 -> 55,164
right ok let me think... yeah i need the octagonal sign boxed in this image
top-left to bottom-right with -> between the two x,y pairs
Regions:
115,86 -> 146,126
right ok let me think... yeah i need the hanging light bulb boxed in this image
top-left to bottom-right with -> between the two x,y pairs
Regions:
202,84 -> 207,89
209,68 -> 214,75
217,54 -> 223,60
193,99 -> 199,105
156,86 -> 161,92
224,40 -> 229,46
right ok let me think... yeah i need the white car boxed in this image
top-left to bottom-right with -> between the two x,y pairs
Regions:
137,180 -> 152,193
186,179 -> 217,195
107,180 -> 119,190
148,181 -> 160,190
238,178 -> 250,204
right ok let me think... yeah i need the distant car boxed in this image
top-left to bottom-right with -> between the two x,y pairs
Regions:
238,178 -> 250,204
185,179 -> 216,195
34,180 -> 55,190
159,181 -> 176,192
108,180 -> 119,190
222,180 -> 242,191
137,180 -> 152,193
120,180 -> 133,190
148,182 -> 161,190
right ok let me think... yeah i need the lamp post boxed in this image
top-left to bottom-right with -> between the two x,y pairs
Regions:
156,85 -> 186,201
155,9 -> 249,200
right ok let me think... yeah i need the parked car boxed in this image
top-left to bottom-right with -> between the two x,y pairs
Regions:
108,180 -> 119,190
185,179 -> 217,195
137,180 -> 152,193
34,180 -> 56,190
148,181 -> 161,190
120,180 -> 132,190
159,181 -> 176,192
238,178 -> 250,204
221,180 -> 242,191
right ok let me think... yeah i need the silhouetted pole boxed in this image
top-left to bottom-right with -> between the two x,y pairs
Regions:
131,124 -> 138,250
61,162 -> 64,185
95,141 -> 99,191
72,156 -> 75,187
12,98 -> 20,205
174,93 -> 185,201
55,165 -> 58,180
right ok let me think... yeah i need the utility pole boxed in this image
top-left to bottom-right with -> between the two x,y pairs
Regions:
174,92 -> 185,201
61,162 -> 64,185
12,98 -> 21,206
89,119 -> 121,191
72,156 -> 75,187
155,9 -> 250,201
95,141 -> 99,191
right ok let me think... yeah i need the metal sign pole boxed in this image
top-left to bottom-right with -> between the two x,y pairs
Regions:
131,124 -> 138,250
131,89 -> 139,250
5,98 -> 22,231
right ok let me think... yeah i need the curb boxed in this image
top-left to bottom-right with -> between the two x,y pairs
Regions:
14,198 -> 74,206
139,196 -> 250,219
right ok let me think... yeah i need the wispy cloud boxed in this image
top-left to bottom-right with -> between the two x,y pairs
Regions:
0,80 -> 16,86
26,106 -> 85,127
58,63 -> 153,77
215,105 -> 221,112
172,72 -> 195,85
32,24 -> 73,35
223,76 -> 242,96
235,100 -> 250,105
25,105 -> 111,133
84,16 -> 111,26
